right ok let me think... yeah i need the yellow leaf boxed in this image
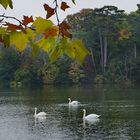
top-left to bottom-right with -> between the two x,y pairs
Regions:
0,27 -> 6,34
49,46 -> 63,62
30,39 -> 39,56
72,39 -> 90,64
37,37 -> 55,53
25,28 -> 35,39
32,17 -> 53,34
10,31 -> 28,52
65,41 -> 75,59
49,38 -> 68,62
0,0 -> 13,9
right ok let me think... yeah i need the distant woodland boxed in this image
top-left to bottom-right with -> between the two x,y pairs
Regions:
0,5 -> 140,87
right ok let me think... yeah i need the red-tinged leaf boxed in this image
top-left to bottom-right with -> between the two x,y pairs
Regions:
22,16 -> 34,25
44,26 -> 59,39
50,26 -> 59,37
61,29 -> 72,38
61,2 -> 70,11
6,23 -> 23,31
59,21 -> 71,30
59,21 -> 71,38
43,4 -> 55,19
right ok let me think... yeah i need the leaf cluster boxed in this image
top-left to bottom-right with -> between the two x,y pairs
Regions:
0,0 -> 90,64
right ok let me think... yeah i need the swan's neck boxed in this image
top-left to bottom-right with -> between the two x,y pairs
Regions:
69,99 -> 71,103
83,110 -> 86,119
34,109 -> 37,116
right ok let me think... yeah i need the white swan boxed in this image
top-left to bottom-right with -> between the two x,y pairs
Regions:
83,109 -> 100,120
34,107 -> 46,117
68,98 -> 79,106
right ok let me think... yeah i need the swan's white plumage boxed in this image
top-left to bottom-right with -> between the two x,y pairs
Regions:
34,107 -> 46,117
68,98 -> 79,106
83,109 -> 100,120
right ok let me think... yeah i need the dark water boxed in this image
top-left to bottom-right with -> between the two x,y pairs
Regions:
0,85 -> 140,140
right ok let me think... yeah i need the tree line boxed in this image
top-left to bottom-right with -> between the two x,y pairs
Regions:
0,5 -> 140,87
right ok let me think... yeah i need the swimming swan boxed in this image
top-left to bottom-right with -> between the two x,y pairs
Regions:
34,107 -> 46,117
68,98 -> 79,106
83,109 -> 100,120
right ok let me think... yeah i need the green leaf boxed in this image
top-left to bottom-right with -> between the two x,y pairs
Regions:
49,46 -> 63,62
32,17 -> 53,34
65,40 -> 75,59
37,37 -> 55,53
30,39 -> 39,56
0,0 -> 13,9
49,38 -> 70,62
10,31 -> 28,52
25,28 -> 35,40
0,27 -> 6,34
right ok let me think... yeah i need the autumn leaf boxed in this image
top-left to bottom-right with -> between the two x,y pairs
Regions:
61,2 -> 70,11
43,4 -> 55,19
44,26 -> 59,39
0,0 -> 13,9
22,16 -> 34,25
29,39 -> 39,56
59,21 -> 71,30
6,23 -> 23,31
72,39 -> 90,64
48,38 -> 70,62
33,17 -> 53,34
0,27 -> 6,34
65,39 -> 90,64
37,37 -> 55,53
25,28 -> 35,39
59,21 -> 72,38
65,40 -> 75,59
49,46 -> 63,62
61,29 -> 72,38
10,31 -> 28,52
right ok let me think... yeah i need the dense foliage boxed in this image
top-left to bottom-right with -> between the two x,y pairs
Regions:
66,5 -> 140,85
0,3 -> 140,87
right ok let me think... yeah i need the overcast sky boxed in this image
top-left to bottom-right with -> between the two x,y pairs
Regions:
0,0 -> 139,24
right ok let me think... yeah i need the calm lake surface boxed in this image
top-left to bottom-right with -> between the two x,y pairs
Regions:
0,85 -> 140,140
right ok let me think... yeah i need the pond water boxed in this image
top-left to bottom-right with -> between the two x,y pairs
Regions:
0,85 -> 140,140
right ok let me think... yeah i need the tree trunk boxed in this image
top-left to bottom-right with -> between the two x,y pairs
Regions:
103,36 -> 108,74
134,44 -> 137,59
90,48 -> 96,73
99,28 -> 104,73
